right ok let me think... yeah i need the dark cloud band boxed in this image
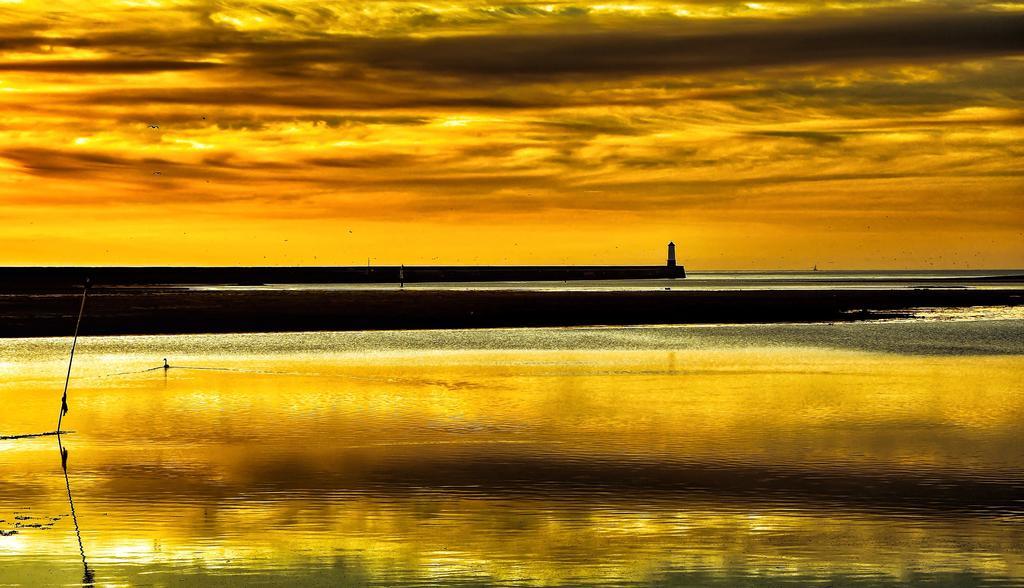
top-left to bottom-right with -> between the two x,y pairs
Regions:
343,12 -> 1024,77
0,59 -> 220,73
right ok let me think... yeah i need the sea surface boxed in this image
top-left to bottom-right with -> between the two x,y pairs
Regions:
1,319 -> 1023,586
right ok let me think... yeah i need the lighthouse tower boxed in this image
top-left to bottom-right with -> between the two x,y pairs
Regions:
667,242 -> 677,268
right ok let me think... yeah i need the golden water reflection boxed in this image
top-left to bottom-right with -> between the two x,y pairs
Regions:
1,328 -> 1022,585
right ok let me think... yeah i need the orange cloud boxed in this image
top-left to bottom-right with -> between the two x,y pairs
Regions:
0,1 -> 1021,267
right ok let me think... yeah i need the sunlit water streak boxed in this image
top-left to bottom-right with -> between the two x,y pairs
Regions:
1,320 -> 1022,586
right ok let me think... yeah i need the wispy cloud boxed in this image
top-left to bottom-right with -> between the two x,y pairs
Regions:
0,0 -> 1020,266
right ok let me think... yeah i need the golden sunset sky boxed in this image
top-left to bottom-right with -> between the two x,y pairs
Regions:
0,0 -> 1021,268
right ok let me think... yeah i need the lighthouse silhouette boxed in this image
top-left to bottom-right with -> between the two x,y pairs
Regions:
666,242 -> 685,278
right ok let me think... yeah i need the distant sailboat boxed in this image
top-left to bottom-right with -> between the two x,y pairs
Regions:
813,265 -> 819,272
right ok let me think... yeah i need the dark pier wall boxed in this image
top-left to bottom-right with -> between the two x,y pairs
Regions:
0,265 -> 685,289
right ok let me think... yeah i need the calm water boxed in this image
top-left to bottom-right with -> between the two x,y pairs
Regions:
1,321 -> 1023,586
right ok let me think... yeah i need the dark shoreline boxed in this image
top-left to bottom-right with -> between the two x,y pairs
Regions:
0,287 -> 1020,338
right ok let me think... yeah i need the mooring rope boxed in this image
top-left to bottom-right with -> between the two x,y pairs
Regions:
56,280 -> 89,434
2,281 -> 89,443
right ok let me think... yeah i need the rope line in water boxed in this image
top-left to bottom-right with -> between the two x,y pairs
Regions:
88,363 -> 400,383
91,366 -> 165,378
0,431 -> 74,441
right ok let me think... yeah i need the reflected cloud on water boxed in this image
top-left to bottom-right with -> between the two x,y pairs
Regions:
0,323 -> 1022,585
